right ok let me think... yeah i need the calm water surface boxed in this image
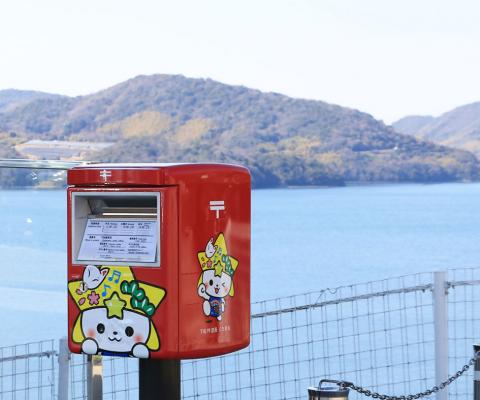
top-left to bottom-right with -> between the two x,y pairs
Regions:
1,183 -> 480,345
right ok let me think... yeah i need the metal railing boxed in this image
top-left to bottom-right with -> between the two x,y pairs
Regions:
1,268 -> 480,399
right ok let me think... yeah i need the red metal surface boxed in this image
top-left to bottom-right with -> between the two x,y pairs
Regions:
67,163 -> 250,359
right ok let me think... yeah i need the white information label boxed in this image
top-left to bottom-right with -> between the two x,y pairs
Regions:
77,219 -> 158,263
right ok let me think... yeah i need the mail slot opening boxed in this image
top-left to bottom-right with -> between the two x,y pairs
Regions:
71,192 -> 160,267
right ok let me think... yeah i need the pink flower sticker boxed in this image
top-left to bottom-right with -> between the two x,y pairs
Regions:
88,291 -> 100,305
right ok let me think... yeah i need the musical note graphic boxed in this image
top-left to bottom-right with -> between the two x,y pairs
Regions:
108,270 -> 121,284
102,284 -> 111,297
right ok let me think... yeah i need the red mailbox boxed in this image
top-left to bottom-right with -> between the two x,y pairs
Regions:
67,163 -> 250,359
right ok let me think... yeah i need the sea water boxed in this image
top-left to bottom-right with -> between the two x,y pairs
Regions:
1,183 -> 480,345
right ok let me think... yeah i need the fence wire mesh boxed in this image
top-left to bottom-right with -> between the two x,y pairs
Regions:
1,268 -> 479,399
446,268 -> 480,399
182,272 -> 437,400
0,340 -> 56,400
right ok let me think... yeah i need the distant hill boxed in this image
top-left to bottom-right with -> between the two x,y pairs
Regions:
393,115 -> 435,136
1,75 -> 479,188
0,89 -> 61,113
393,102 -> 480,156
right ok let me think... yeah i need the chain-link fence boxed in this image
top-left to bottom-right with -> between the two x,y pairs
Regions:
1,268 -> 480,400
0,340 -> 57,399
182,271 -> 439,400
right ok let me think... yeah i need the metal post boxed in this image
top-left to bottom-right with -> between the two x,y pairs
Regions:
57,337 -> 70,400
139,359 -> 180,400
433,271 -> 448,400
87,355 -> 103,400
474,344 -> 480,400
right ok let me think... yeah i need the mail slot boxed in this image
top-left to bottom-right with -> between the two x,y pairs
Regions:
67,163 -> 251,359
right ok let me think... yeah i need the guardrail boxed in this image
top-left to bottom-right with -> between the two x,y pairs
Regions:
2,268 -> 480,399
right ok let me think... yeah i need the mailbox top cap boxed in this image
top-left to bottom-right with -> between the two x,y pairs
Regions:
67,162 -> 250,187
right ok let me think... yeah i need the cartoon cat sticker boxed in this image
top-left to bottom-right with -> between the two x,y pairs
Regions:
76,265 -> 109,294
197,233 -> 238,321
205,238 -> 217,258
68,266 -> 166,358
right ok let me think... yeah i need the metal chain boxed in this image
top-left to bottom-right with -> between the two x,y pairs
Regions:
334,351 -> 480,400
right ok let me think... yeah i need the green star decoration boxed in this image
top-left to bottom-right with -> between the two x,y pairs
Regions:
214,261 -> 223,277
105,292 -> 126,319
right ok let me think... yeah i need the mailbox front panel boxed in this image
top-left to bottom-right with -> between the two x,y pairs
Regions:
67,186 -> 179,359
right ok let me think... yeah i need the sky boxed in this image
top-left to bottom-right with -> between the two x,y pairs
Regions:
0,0 -> 479,123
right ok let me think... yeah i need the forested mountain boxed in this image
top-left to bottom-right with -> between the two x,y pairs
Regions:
393,102 -> 480,157
1,75 -> 479,188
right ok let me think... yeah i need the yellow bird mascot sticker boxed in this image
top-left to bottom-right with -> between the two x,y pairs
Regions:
68,265 -> 166,358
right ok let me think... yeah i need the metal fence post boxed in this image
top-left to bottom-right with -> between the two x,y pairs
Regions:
87,355 -> 103,400
433,271 -> 449,400
57,337 -> 70,400
474,344 -> 480,400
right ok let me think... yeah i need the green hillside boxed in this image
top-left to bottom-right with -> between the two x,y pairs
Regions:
0,137 -> 31,187
1,75 -> 479,188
